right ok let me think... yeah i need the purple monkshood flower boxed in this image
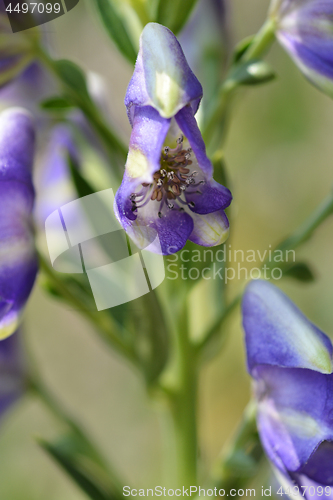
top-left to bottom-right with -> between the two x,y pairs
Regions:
114,23 -> 232,255
0,330 -> 25,418
270,0 -> 333,99
0,108 -> 38,339
242,280 -> 333,500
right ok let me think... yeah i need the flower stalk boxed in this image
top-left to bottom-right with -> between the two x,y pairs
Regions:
164,305 -> 199,488
202,18 -> 277,148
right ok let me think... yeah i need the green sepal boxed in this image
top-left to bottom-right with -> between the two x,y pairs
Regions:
92,0 -> 138,64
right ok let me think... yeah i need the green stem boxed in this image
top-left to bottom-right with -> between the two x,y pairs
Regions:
39,254 -> 137,364
241,18 -> 276,63
166,305 -> 198,488
202,18 -> 276,146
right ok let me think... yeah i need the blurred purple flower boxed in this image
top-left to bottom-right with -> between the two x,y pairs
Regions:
179,0 -> 230,105
0,108 -> 38,339
242,280 -> 333,499
271,0 -> 333,98
0,330 -> 25,418
0,62 -> 55,118
35,124 -> 80,226
115,23 -> 232,255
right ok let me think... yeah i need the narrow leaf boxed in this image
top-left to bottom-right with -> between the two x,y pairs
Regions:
38,438 -> 116,500
283,262 -> 316,282
67,154 -> 96,198
93,0 -> 137,64
154,0 -> 199,34
54,60 -> 90,101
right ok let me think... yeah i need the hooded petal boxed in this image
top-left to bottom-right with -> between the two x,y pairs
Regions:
273,0 -> 333,98
242,280 -> 333,375
125,23 -> 203,122
0,108 -> 37,338
189,209 -> 229,247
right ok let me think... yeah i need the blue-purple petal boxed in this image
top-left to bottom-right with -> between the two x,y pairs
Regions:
115,106 -> 170,222
175,105 -> 213,178
298,441 -> 333,486
255,365 -> 333,473
275,0 -> 333,97
0,109 -> 37,338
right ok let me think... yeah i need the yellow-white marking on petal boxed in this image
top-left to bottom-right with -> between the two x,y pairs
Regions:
126,149 -> 150,179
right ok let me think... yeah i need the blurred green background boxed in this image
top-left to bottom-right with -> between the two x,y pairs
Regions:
1,0 -> 333,497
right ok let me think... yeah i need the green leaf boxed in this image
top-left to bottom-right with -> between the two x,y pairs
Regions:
153,0 -> 199,34
67,154 -> 96,198
93,0 -> 137,64
38,437 -> 119,500
231,60 -> 276,86
283,262 -> 316,282
53,60 -> 90,101
40,96 -> 73,110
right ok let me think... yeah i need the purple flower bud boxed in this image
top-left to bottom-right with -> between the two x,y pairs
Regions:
0,108 -> 38,339
242,280 -> 333,498
271,0 -> 333,98
115,23 -> 232,255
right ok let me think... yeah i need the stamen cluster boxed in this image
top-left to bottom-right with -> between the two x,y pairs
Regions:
130,136 -> 205,218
